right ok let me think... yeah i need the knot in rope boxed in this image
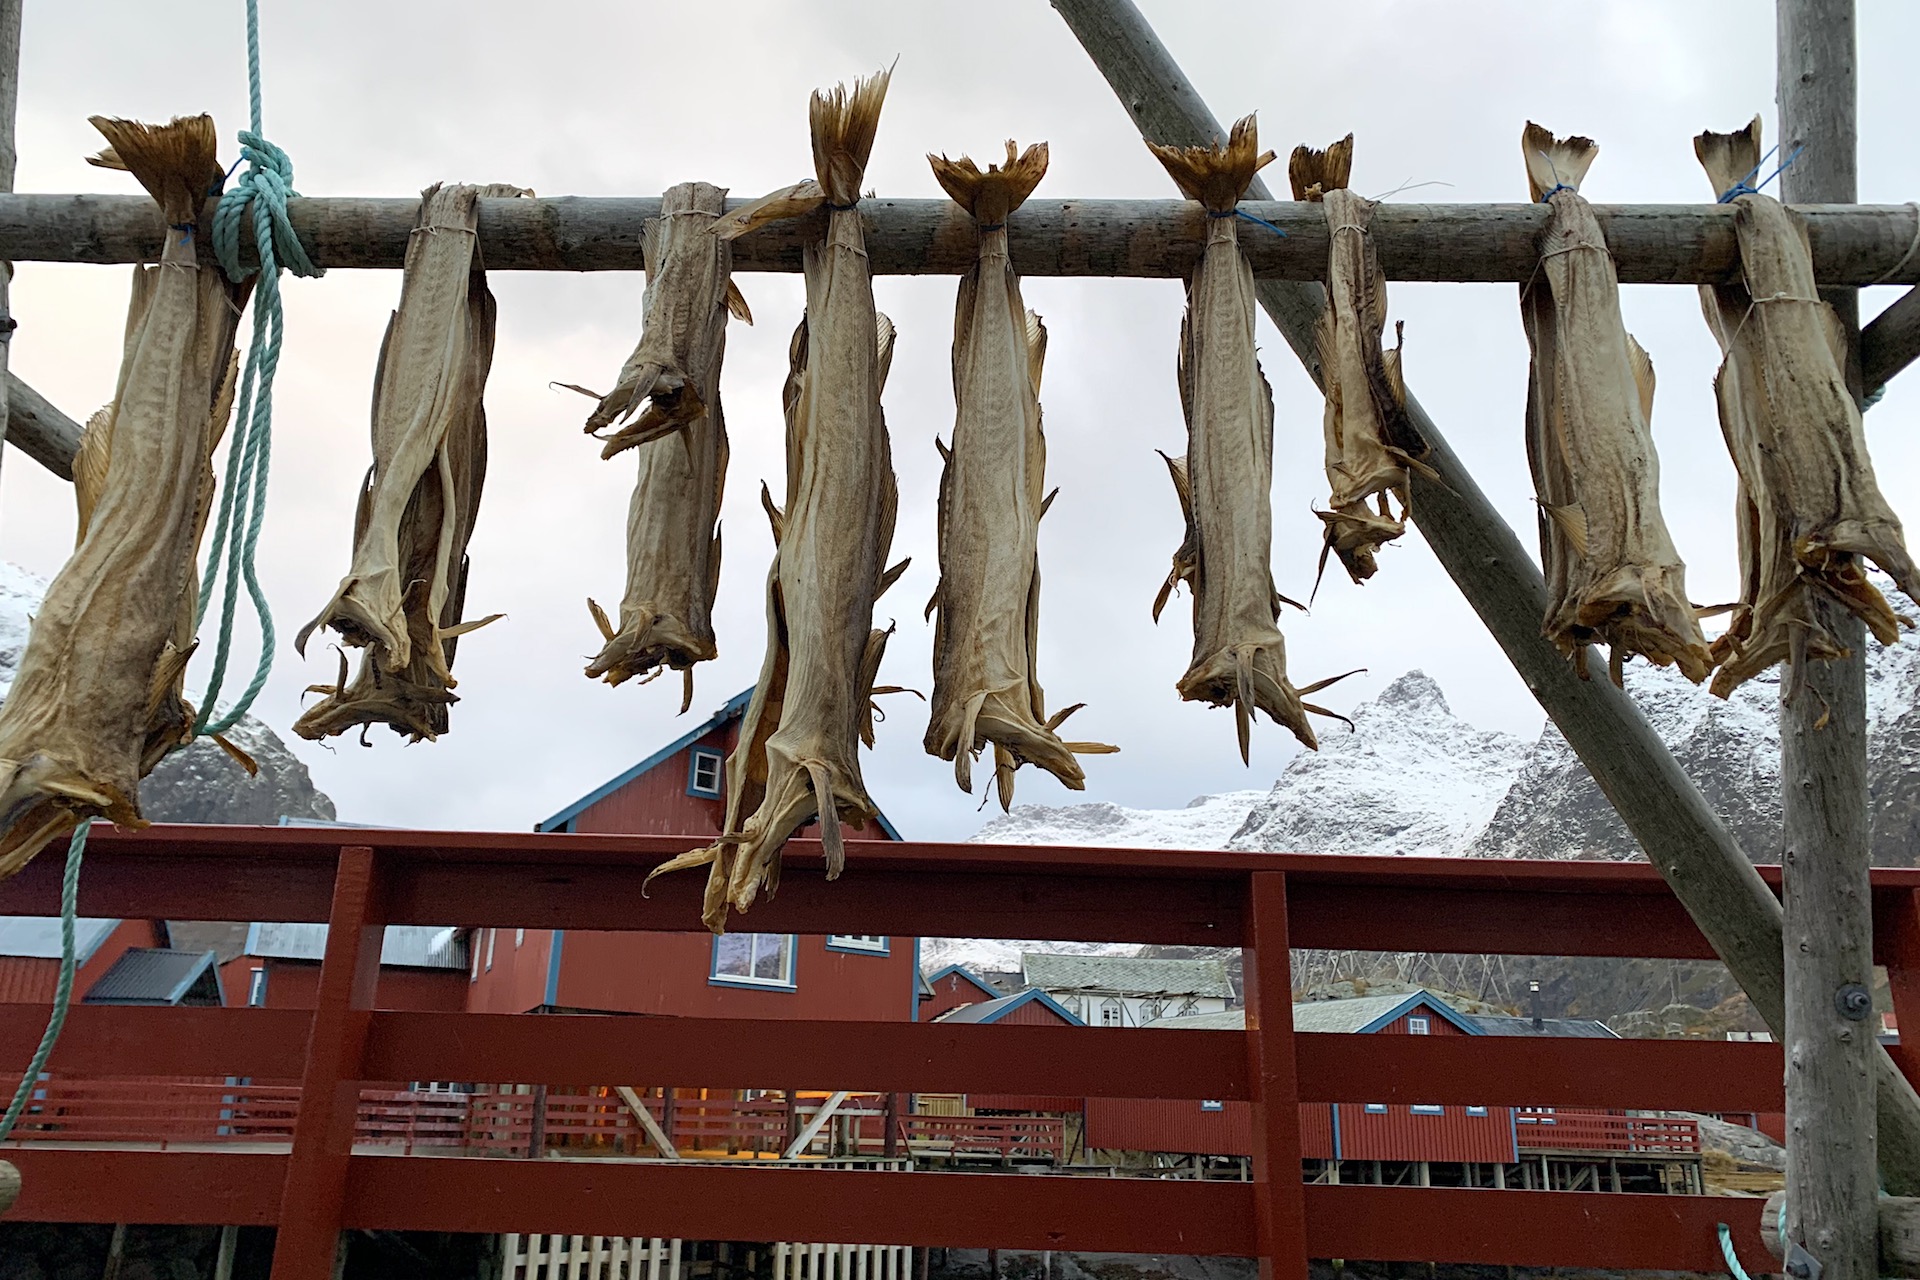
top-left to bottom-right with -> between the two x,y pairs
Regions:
211,130 -> 320,282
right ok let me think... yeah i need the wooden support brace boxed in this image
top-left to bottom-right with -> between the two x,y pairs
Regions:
0,0 -> 20,499
1863,283 -> 1920,400
5,373 -> 81,479
269,845 -> 386,1280
614,1086 -> 681,1159
1245,873 -> 1307,1280
1047,0 -> 1920,1197
0,192 -> 1917,282
783,1090 -> 854,1159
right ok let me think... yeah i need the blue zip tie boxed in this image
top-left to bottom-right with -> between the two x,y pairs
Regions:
1209,206 -> 1287,237
1719,143 -> 1806,203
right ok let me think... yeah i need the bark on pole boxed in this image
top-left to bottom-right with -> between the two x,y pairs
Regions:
1778,2 -> 1879,1276
1046,0 -> 1920,1196
0,0 -> 21,495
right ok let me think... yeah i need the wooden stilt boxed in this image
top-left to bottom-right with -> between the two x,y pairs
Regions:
1048,0 -> 1920,1195
1777,4 -> 1879,1277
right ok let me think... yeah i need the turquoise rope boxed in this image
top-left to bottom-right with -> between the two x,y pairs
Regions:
0,821 -> 90,1144
196,0 -> 322,737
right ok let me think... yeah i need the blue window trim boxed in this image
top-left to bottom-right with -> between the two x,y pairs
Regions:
1200,1100 -> 1224,1112
708,934 -> 798,992
825,935 -> 890,956
687,747 -> 725,799
1466,1105 -> 1490,1117
1411,1104 -> 1445,1116
1363,1103 -> 1388,1114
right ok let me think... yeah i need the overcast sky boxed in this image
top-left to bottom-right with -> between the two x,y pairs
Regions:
2,1 -> 1916,841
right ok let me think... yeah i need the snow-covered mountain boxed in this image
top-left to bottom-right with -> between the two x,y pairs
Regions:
0,561 -> 336,826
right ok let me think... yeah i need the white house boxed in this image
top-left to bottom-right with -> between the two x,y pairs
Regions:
1019,953 -> 1234,1028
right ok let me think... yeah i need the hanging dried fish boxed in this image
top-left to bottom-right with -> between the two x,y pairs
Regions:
569,181 -> 747,709
1695,116 -> 1919,696
922,141 -> 1115,808
649,71 -> 907,931
1148,115 -> 1351,762
1520,123 -> 1711,686
1289,135 -> 1414,585
0,115 -> 248,878
294,182 -> 528,742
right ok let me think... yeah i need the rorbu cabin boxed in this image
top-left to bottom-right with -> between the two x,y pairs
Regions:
0,917 -> 167,1003
218,923 -> 471,1012
472,688 -> 914,1020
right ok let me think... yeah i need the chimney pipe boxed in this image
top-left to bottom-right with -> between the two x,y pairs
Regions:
1529,979 -> 1543,1031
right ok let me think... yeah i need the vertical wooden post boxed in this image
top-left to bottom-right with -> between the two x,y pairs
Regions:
1244,872 -> 1307,1280
883,1090 -> 899,1158
1886,890 -> 1920,1081
0,0 -> 23,490
1777,5 -> 1878,1280
270,846 -> 387,1280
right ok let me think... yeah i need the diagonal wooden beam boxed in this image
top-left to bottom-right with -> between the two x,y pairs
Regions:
1864,283 -> 1920,400
1047,0 -> 1920,1197
5,373 -> 80,480
613,1086 -> 681,1160
782,1090 -> 854,1160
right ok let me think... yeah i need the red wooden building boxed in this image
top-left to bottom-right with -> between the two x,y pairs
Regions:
218,923 -> 471,1012
0,916 -> 172,1003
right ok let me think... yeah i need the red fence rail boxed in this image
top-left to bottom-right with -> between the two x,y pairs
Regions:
2,823 -> 1912,1279
1514,1111 -> 1701,1155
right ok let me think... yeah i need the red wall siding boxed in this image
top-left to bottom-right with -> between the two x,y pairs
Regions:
555,931 -> 912,1022
0,919 -> 164,1003
467,927 -> 557,1014
219,958 -> 468,1012
919,973 -> 1002,1021
570,724 -> 736,837
1086,1096 -> 1254,1155
1300,1103 -> 1334,1159
993,1000 -> 1075,1028
1334,1104 -> 1516,1162
1369,1007 -> 1470,1036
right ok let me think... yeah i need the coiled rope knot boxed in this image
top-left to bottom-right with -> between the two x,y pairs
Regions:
211,130 -> 321,283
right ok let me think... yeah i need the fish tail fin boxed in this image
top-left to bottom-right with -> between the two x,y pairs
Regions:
1147,113 -> 1276,213
1522,121 -> 1598,202
811,68 -> 892,208
88,115 -> 223,225
1287,133 -> 1354,201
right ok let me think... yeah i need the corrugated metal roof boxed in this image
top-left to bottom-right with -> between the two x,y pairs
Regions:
1469,1013 -> 1619,1039
247,923 -> 468,969
83,948 -> 218,1006
1020,953 -> 1234,999
0,916 -> 119,960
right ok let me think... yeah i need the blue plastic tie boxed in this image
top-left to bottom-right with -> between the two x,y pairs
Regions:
0,821 -> 91,1144
197,0 -> 322,738
1210,206 -> 1287,237
1719,143 -> 1806,203
1537,183 -> 1577,203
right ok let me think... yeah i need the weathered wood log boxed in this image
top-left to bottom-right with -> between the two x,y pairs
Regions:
0,192 -> 1918,282
1778,5 -> 1880,1279
0,1156 -> 16,1213
5,373 -> 80,479
0,0 -> 23,499
1047,0 -> 1920,1200
1864,282 -> 1920,399
1764,1191 -> 1920,1277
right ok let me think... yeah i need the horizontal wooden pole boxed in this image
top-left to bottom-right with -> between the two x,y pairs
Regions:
5,372 -> 80,478
1,193 -> 1918,283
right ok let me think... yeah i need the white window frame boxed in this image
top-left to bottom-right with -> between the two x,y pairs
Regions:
1100,998 -> 1126,1027
1363,1103 -> 1388,1114
515,928 -> 525,948
687,748 -> 724,799
710,933 -> 798,989
825,934 -> 888,954
247,966 -> 268,1007
1200,1100 -> 1225,1112
1411,1104 -> 1446,1116
1466,1106 -> 1490,1117
485,928 -> 496,971
1406,1015 -> 1431,1035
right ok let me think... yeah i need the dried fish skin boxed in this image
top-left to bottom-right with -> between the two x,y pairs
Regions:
0,115 -> 245,878
1694,116 -> 1917,697
662,72 -> 904,931
295,182 -> 524,742
1148,115 -> 1322,762
1289,136 -> 1413,585
922,142 -> 1115,807
580,181 -> 739,699
1519,122 -> 1711,685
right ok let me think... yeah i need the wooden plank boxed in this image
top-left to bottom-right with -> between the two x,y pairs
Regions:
2,1148 -> 286,1224
269,845 -> 388,1280
1778,3 -> 1882,1272
4,373 -> 81,479
1,191 -> 1919,282
613,1087 -> 680,1159
782,1090 -> 853,1159
0,1004 -> 310,1078
1863,283 -> 1920,399
1048,0 -> 1920,1197
0,0 -> 20,497
1245,873 -> 1307,1280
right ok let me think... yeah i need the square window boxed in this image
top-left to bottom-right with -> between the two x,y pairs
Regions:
688,749 -> 724,798
827,935 -> 888,954
1364,1104 -> 1388,1114
1406,1016 -> 1430,1035
712,933 -> 795,988
1466,1106 -> 1490,1117
1411,1105 -> 1445,1116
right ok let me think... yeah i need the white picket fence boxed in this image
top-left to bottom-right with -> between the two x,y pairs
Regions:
502,1234 -> 683,1280
771,1243 -> 914,1280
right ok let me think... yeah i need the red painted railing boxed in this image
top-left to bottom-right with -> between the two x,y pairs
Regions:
4,823 -> 1914,1280
1514,1111 -> 1701,1155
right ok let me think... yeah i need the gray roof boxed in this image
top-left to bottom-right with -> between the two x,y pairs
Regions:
84,948 -> 220,1006
0,916 -> 120,960
1148,992 -> 1474,1035
165,921 -> 250,963
1469,1014 -> 1619,1039
935,994 -> 1033,1024
247,923 -> 468,970
1020,953 -> 1234,999
1145,1009 -> 1246,1031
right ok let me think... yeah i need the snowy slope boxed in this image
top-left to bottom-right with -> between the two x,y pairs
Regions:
972,789 -> 1268,850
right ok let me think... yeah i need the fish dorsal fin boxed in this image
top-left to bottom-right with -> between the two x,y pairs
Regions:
1522,121 -> 1598,203
1025,309 -> 1048,395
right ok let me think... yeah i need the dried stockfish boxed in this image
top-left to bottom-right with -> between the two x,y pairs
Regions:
0,115 -> 248,878
574,181 -> 747,708
651,71 -> 907,931
1148,115 -> 1350,762
922,141 -> 1115,808
1289,135 -> 1414,586
1695,116 -> 1919,696
1520,123 -> 1711,686
294,182 -> 528,743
